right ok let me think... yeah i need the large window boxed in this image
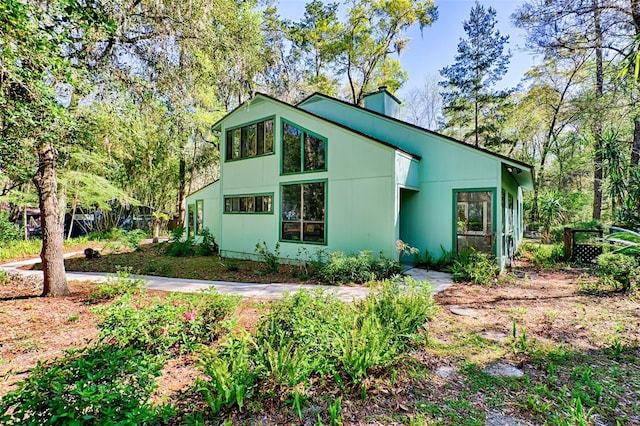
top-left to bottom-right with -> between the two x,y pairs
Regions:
224,194 -> 273,214
225,118 -> 274,161
456,190 -> 494,254
282,121 -> 326,174
281,181 -> 326,243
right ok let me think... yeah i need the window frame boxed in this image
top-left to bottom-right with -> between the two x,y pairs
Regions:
280,119 -> 327,175
223,193 -> 274,214
279,179 -> 328,245
195,199 -> 204,235
452,188 -> 496,256
224,116 -> 275,162
187,204 -> 196,239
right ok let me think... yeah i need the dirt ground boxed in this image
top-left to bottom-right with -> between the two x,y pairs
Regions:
1,258 -> 638,424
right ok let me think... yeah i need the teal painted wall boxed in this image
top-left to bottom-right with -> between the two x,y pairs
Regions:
190,97 -> 399,261
187,94 -> 531,269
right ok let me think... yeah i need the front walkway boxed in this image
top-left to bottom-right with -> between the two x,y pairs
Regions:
1,253 -> 453,301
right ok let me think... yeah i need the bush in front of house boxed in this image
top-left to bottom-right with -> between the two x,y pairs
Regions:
447,249 -> 499,285
316,250 -> 402,284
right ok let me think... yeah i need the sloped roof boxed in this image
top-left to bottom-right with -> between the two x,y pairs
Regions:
297,92 -> 533,172
212,92 -> 421,161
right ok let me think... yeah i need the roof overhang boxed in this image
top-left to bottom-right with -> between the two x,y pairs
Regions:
503,161 -> 534,190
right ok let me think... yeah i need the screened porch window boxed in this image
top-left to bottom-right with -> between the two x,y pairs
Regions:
456,190 -> 493,254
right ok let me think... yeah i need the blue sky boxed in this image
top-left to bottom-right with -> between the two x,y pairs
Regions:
277,0 -> 539,92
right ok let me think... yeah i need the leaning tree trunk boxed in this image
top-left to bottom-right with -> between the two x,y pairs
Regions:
33,144 -> 69,297
177,156 -> 186,226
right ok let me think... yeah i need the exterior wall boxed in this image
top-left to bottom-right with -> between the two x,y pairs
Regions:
185,181 -> 221,243
215,98 -> 398,261
300,96 -> 529,268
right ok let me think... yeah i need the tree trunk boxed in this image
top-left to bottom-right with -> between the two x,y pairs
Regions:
632,118 -> 640,169
592,0 -> 604,220
22,206 -> 28,240
177,156 -> 186,226
33,144 -> 69,297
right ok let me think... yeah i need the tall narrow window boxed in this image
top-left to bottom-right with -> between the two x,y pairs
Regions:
187,204 -> 196,239
456,190 -> 493,254
196,200 -> 204,235
282,121 -> 326,174
281,181 -> 326,243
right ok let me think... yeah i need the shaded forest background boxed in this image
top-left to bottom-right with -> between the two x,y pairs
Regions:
2,0 -> 640,253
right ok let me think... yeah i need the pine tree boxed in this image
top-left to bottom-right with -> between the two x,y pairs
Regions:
439,1 -> 511,147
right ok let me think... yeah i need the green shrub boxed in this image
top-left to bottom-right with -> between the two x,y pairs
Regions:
336,313 -> 394,382
164,227 -> 196,257
596,252 -> 639,293
254,241 -> 280,273
519,242 -> 565,267
361,277 -> 435,340
424,245 -> 454,270
0,212 -> 21,242
447,249 -> 499,285
0,346 -> 174,425
197,228 -> 218,255
197,332 -> 258,415
89,267 -> 145,301
94,290 -> 239,353
317,250 -> 401,285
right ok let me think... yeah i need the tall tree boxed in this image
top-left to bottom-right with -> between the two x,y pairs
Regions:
1,0 -> 114,296
332,0 -> 438,105
513,0 -> 637,220
439,1 -> 511,147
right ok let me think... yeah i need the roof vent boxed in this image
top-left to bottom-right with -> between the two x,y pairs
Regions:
363,86 -> 401,118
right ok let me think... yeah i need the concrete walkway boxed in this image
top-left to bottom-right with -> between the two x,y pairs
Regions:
1,253 -> 453,301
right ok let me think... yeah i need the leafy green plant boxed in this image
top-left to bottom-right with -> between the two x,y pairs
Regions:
254,241 -> 281,273
328,397 -> 342,426
424,245 -> 454,270
447,249 -> 499,285
94,290 -> 239,353
0,345 -> 174,425
89,266 -> 145,301
0,212 -> 22,242
164,227 -> 196,257
317,250 -> 401,285
196,332 -> 258,415
595,252 -> 639,293
197,227 -> 218,255
336,313 -> 394,382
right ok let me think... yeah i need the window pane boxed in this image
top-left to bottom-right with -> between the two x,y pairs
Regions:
225,130 -> 233,161
224,198 -> 232,213
243,124 -> 256,157
246,196 -> 255,212
456,191 -> 493,254
303,182 -> 325,222
282,222 -> 301,241
255,196 -> 263,212
264,119 -> 274,153
257,122 -> 264,155
283,123 -> 301,173
232,197 -> 240,212
303,223 -> 325,243
232,129 -> 241,159
282,184 -> 301,220
239,197 -> 247,212
264,195 -> 272,213
187,205 -> 195,239
304,133 -> 325,171
196,200 -> 203,235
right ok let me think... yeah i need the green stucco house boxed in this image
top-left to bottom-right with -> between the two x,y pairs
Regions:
185,88 -> 533,270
